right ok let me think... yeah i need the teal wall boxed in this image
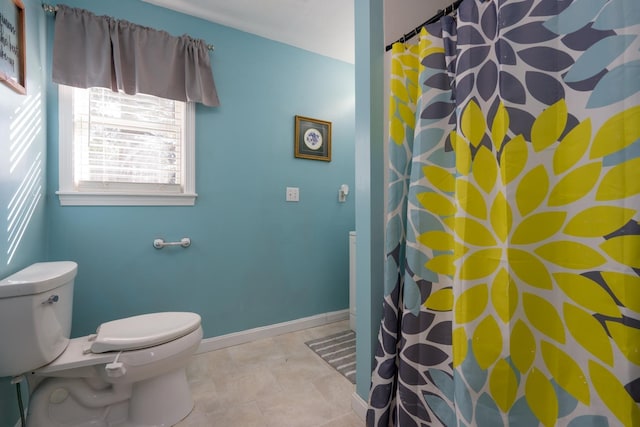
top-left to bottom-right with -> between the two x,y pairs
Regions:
0,0 -> 48,424
354,0 -> 385,401
1,0 -> 355,425
45,0 -> 355,339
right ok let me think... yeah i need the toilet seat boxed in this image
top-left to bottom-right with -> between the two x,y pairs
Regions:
33,313 -> 202,375
91,312 -> 201,353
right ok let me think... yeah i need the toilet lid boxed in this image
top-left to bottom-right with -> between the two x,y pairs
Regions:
90,312 -> 201,353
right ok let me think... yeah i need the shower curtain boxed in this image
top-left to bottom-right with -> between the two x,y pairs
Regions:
368,0 -> 640,426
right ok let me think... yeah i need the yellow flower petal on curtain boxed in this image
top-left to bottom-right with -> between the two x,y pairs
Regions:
595,157 -> 640,201
507,248 -> 552,290
424,287 -> 454,311
394,46 -> 413,65
417,231 -> 455,251
531,99 -> 568,153
460,99 -> 487,148
511,212 -> 567,245
534,241 -> 606,269
449,216 -> 496,247
390,78 -> 410,104
510,320 -> 536,373
389,97 -> 397,117
553,119 -> 591,175
564,206 -> 636,238
523,293 -> 565,344
489,359 -> 519,413
606,321 -> 640,365
601,272 -> 640,313
452,327 -> 468,368
491,101 -> 510,152
425,254 -> 456,276
589,360 -> 640,427
456,180 -> 488,220
553,273 -> 621,318
454,241 -> 470,259
423,166 -> 456,193
525,368 -> 559,427
452,131 -> 472,176
516,165 -> 549,217
548,163 -> 602,207
564,303 -> 613,366
390,59 -> 404,81
460,249 -> 502,280
455,284 -> 488,324
492,268 -> 518,323
540,341 -> 590,405
417,192 -> 457,216
500,135 -> 528,185
590,105 -> 640,159
405,69 -> 419,86
399,103 -> 416,131
473,146 -> 498,194
600,235 -> 640,269
472,315 -> 503,369
421,47 -> 445,60
490,192 -> 512,243
390,116 -> 406,146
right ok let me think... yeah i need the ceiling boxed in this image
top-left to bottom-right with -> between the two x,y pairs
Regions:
142,0 -> 355,64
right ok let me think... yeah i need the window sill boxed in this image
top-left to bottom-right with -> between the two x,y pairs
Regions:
56,191 -> 197,206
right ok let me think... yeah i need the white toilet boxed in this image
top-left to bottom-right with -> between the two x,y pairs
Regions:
0,261 -> 203,427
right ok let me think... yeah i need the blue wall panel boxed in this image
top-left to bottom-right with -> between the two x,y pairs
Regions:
0,1 -> 354,425
0,0 -> 48,425
45,0 -> 356,338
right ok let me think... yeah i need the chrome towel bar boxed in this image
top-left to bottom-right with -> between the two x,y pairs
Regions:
153,238 -> 191,249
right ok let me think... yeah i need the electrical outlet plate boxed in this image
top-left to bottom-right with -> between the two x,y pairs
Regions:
286,187 -> 299,202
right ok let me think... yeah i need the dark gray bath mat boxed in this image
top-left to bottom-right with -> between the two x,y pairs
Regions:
305,330 -> 356,384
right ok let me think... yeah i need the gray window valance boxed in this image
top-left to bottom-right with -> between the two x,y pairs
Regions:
52,5 -> 220,107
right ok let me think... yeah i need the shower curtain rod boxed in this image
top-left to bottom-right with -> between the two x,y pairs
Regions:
385,0 -> 463,52
41,3 -> 215,51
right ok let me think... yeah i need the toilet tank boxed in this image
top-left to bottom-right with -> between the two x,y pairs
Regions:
0,261 -> 77,377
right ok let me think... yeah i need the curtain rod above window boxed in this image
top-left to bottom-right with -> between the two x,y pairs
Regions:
384,0 -> 463,52
41,3 -> 215,51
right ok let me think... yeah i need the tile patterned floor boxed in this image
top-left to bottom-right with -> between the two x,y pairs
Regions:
177,320 -> 365,427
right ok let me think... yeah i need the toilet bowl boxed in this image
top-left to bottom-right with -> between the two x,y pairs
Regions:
0,262 -> 202,427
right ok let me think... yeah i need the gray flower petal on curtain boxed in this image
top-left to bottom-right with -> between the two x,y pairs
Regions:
504,21 -> 558,43
499,70 -> 527,104
498,0 -> 534,28
525,71 -> 565,105
530,0 -> 572,17
517,46 -> 574,72
560,24 -> 616,51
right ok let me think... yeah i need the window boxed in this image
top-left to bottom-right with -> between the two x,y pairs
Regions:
57,85 -> 196,206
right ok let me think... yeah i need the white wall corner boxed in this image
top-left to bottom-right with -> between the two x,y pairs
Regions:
351,391 -> 367,422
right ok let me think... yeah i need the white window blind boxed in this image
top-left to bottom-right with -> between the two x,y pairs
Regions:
57,85 -> 196,206
73,87 -> 184,189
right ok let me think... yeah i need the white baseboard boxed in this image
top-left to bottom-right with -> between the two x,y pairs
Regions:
196,309 -> 349,354
351,391 -> 367,422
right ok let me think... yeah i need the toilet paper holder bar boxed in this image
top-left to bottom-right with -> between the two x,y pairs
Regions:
153,238 -> 191,249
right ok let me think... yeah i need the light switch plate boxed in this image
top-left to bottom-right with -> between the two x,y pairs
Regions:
286,187 -> 299,202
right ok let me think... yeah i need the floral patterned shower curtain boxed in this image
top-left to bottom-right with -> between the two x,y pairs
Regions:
368,0 -> 640,426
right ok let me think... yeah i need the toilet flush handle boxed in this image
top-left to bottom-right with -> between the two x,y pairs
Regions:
42,295 -> 59,305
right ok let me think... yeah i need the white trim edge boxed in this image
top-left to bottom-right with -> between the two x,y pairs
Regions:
351,391 -> 367,422
56,191 -> 197,206
196,309 -> 349,354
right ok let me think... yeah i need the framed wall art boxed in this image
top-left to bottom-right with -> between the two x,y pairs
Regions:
294,115 -> 331,162
0,0 -> 26,94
